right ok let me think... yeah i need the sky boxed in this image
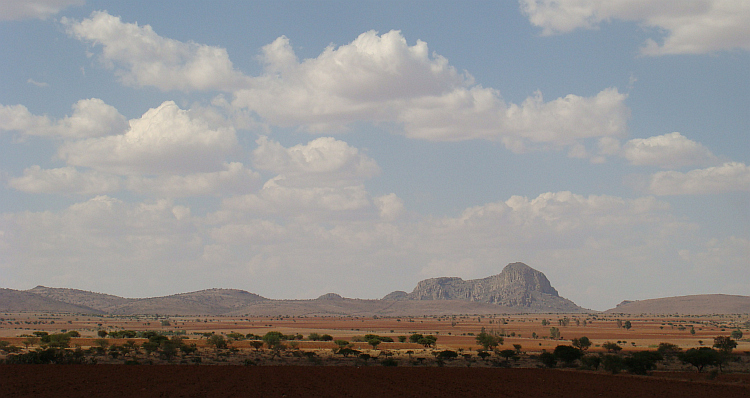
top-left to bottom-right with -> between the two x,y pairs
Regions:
0,0 -> 748,311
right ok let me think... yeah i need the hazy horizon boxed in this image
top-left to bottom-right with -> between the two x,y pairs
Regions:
1,1 -> 748,311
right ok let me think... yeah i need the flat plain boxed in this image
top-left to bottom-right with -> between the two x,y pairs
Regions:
1,312 -> 749,397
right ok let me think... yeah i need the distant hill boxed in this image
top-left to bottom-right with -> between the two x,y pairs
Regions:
605,294 -> 750,315
27,286 -> 133,312
383,262 -> 586,313
108,289 -> 268,315
4,262 -> 585,315
0,289 -> 104,314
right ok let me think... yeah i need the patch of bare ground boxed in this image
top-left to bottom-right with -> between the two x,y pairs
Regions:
1,365 -> 748,398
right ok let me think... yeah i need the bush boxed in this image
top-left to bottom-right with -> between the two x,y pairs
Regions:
539,352 -> 557,368
553,345 -> 583,366
602,354 -> 625,374
624,351 -> 663,375
580,355 -> 601,370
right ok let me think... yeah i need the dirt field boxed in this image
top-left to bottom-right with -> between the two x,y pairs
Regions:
1,365 -> 749,398
1,312 -> 747,352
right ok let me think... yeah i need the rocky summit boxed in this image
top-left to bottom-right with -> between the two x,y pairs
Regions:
384,262 -> 585,312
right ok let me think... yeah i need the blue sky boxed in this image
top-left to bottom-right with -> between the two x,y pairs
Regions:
1,1 -> 748,310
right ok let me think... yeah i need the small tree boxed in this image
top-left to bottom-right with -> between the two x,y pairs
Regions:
713,336 -> 737,354
553,345 -> 583,366
730,330 -> 743,340
475,329 -> 503,350
602,354 -> 625,374
207,334 -> 228,350
97,330 -> 108,338
571,336 -> 591,351
367,338 -> 381,350
680,347 -> 722,373
656,342 -> 682,358
498,349 -> 518,363
624,351 -> 662,375
549,327 -> 561,340
334,339 -> 350,349
623,321 -> 632,331
418,335 -> 437,348
580,355 -> 601,370
262,332 -> 285,350
602,342 -> 622,353
539,351 -> 557,368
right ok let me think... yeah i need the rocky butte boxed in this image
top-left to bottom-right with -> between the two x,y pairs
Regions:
384,262 -> 585,313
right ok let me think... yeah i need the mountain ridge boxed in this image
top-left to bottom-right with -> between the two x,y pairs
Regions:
6,263 -> 747,315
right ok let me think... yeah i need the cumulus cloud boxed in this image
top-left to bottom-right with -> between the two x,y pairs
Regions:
62,13 -> 629,150
233,30 -> 629,150
58,101 -> 238,175
220,137 -> 382,218
62,11 -> 250,91
374,193 -> 405,221
0,0 -> 83,21
622,132 -> 718,168
0,99 -> 128,139
126,162 -> 261,197
520,0 -> 750,55
646,162 -> 750,195
252,136 -> 380,185
8,166 -> 121,195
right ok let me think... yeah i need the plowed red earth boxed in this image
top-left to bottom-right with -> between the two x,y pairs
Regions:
2,366 -> 748,398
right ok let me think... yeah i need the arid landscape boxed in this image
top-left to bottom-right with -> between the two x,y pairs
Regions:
1,311 -> 749,397
2,262 -> 750,396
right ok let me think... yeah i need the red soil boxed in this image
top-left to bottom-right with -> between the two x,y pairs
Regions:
2,365 -> 748,398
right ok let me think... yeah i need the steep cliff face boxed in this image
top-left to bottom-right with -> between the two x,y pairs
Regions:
389,262 -> 585,312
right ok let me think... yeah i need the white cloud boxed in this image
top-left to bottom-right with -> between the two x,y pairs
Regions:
27,78 -> 48,87
61,14 -> 630,150
647,162 -> 750,195
222,177 -> 372,217
233,31 -> 629,150
252,136 -> 380,186
8,166 -> 121,195
374,193 -> 405,221
623,132 -> 718,168
0,196 -> 204,293
0,0 -> 83,21
520,0 -> 750,55
126,162 -> 260,197
58,101 -> 238,175
0,99 -> 127,139
62,11 -> 249,91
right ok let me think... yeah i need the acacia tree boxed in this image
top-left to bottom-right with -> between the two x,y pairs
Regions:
680,347 -> 722,372
476,329 -> 503,350
713,336 -> 737,354
571,337 -> 591,351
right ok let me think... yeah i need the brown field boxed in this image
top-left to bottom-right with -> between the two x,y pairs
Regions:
1,312 -> 749,397
2,312 -> 748,352
2,365 -> 750,398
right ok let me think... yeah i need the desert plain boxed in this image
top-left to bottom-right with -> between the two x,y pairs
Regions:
1,311 -> 749,397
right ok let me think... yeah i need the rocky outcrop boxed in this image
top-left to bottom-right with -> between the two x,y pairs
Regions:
316,293 -> 344,300
385,262 -> 586,312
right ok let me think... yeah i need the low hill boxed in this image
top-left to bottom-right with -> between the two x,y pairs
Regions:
27,286 -> 133,312
0,289 -> 103,314
108,289 -> 268,315
605,294 -> 750,315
